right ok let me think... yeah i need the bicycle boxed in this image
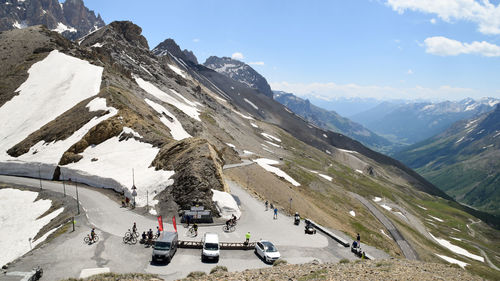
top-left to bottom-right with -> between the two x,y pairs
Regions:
124,229 -> 139,239
187,226 -> 198,237
28,266 -> 43,281
123,234 -> 137,244
84,233 -> 99,244
222,224 -> 236,232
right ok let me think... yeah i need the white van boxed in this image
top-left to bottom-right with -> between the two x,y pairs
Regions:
202,232 -> 219,262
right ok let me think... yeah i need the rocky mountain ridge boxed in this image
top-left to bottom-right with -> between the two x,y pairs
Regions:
203,56 -> 274,98
0,0 -> 105,40
273,90 -> 397,153
152,38 -> 198,64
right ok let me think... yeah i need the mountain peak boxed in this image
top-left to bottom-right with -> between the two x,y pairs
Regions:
203,56 -> 273,98
152,38 -> 198,64
0,0 -> 105,41
109,21 -> 149,49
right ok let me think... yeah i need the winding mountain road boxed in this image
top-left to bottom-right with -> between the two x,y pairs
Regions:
350,192 -> 418,260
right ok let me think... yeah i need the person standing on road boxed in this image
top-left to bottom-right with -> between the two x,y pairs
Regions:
356,233 -> 361,247
186,214 -> 191,227
273,207 -> 278,219
245,231 -> 251,244
193,222 -> 198,236
132,222 -> 137,235
265,200 -> 269,210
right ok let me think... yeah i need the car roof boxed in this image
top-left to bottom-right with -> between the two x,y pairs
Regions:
204,232 -> 219,243
157,231 -> 178,242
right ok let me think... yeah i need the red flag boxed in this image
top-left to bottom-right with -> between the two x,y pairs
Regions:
157,216 -> 163,231
172,216 -> 177,232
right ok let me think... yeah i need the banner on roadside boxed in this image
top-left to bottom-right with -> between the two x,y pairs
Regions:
172,216 -> 177,232
157,216 -> 163,231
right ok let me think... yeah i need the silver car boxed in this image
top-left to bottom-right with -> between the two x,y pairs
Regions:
255,240 -> 280,263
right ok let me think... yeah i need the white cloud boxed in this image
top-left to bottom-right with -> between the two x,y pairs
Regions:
407,69 -> 414,74
231,52 -> 244,60
248,61 -> 265,66
193,38 -> 200,43
269,81 -> 481,101
386,0 -> 500,35
424,36 -> 500,57
430,18 -> 437,24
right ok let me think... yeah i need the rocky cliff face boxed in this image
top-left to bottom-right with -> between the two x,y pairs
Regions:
0,0 -> 105,40
203,56 -> 274,98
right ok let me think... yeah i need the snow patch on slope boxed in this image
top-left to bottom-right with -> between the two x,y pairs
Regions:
430,233 -> 484,262
435,254 -> 468,268
0,188 -> 64,267
0,50 -> 103,169
253,158 -> 300,186
63,136 -> 175,207
168,64 -> 186,78
135,76 -> 200,121
145,98 -> 191,140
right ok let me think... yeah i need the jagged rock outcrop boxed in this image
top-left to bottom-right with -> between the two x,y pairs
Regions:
152,138 -> 228,215
0,0 -> 105,40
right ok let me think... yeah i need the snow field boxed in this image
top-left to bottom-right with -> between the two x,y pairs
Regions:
63,127 -> 175,207
429,215 -> 444,222
429,233 -> 484,262
225,143 -> 236,149
253,158 -> 300,186
349,210 -> 356,217
381,204 -> 392,211
52,22 -> 76,33
145,98 -> 191,140
0,50 -> 103,161
265,141 -> 281,148
18,98 -> 118,165
435,254 -> 468,268
250,122 -> 258,128
318,174 -> 332,181
135,76 -> 200,121
211,189 -> 241,220
0,188 -> 64,267
373,197 -> 382,202
244,98 -> 259,110
168,64 -> 186,78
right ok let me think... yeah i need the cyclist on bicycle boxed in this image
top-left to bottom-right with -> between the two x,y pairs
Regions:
90,228 -> 96,241
225,219 -> 231,229
156,226 -> 161,237
193,222 -> 198,236
132,222 -> 137,235
231,214 -> 237,225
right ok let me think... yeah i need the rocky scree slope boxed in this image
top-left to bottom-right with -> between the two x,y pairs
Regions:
0,0 -> 105,40
395,105 -> 500,216
274,90 -> 397,154
203,55 -> 274,98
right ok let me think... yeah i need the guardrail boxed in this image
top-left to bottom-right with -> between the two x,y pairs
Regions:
305,219 -> 350,247
178,240 -> 255,250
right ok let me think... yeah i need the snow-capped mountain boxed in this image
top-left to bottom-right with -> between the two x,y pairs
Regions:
0,0 -> 105,40
351,98 -> 500,147
152,38 -> 198,65
203,56 -> 274,98
395,105 -> 500,215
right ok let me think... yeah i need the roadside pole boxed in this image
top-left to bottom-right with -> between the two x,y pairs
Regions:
76,180 -> 80,215
61,170 -> 66,197
38,165 -> 42,190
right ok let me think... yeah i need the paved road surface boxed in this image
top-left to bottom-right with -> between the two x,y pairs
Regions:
350,192 -> 418,260
0,175 -> 382,281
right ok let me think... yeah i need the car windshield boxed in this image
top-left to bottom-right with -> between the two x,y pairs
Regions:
262,242 -> 277,252
154,241 -> 171,251
204,243 -> 219,251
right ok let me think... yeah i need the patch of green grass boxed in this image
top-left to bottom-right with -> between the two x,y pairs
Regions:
186,271 -> 206,278
210,265 -> 228,274
200,112 -> 217,126
339,259 -> 349,264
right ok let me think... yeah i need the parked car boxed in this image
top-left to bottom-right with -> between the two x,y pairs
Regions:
202,232 -> 220,262
152,231 -> 178,263
255,240 -> 280,263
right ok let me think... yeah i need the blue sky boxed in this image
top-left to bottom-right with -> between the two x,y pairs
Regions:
83,0 -> 500,101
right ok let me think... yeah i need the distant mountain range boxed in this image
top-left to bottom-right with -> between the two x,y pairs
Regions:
273,91 -> 397,153
395,105 -> 500,215
0,0 -> 105,40
351,98 -> 499,148
203,56 -> 274,98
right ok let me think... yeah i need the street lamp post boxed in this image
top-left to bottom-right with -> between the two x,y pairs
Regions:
289,197 -> 293,213
131,169 -> 137,208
